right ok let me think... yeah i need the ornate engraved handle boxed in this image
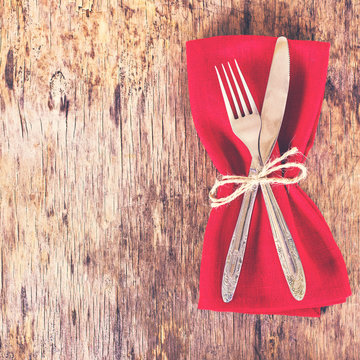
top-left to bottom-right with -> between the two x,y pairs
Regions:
221,169 -> 259,303
260,183 -> 306,301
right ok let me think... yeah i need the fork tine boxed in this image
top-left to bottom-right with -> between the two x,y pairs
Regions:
215,66 -> 234,120
228,62 -> 249,116
221,64 -> 242,118
234,59 -> 259,115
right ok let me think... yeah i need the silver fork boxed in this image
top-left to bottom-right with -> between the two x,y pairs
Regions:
216,61 -> 306,302
215,61 -> 262,303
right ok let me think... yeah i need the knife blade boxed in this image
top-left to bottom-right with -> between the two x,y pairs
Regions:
259,36 -> 306,301
260,36 -> 290,163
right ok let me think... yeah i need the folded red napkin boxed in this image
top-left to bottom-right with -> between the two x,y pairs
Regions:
186,35 -> 351,317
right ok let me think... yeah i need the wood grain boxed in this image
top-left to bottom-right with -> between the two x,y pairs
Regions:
0,0 -> 359,359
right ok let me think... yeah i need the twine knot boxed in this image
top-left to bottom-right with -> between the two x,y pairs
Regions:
209,147 -> 307,208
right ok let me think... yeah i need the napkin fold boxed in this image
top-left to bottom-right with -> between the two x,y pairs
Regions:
186,35 -> 351,317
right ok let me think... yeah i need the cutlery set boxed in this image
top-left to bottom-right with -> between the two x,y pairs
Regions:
215,37 -> 306,303
187,34 -> 351,316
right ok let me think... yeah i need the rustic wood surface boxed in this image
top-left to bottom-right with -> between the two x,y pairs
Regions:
0,0 -> 359,359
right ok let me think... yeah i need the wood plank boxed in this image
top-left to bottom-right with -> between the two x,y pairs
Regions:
0,0 -> 358,358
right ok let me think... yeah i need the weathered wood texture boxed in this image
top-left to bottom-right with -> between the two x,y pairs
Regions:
0,0 -> 359,359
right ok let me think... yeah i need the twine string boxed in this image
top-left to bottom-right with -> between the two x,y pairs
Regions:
209,147 -> 307,208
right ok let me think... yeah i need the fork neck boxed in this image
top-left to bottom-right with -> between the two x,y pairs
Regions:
249,154 -> 262,174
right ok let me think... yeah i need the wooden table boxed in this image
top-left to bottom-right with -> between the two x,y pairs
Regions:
0,1 -> 358,358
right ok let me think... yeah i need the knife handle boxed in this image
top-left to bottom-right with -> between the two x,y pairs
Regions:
221,180 -> 259,303
260,183 -> 306,301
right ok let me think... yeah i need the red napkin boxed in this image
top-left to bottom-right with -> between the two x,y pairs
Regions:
186,35 -> 351,317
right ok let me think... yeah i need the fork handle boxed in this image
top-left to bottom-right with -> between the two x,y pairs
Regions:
221,178 -> 259,303
260,183 -> 306,301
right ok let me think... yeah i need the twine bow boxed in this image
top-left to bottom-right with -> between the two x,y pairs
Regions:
209,147 -> 307,208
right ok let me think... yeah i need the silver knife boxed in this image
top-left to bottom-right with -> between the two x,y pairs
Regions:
259,36 -> 306,301
221,37 -> 306,302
